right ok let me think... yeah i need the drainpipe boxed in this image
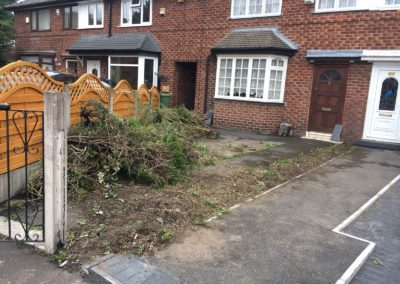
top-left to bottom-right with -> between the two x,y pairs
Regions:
108,0 -> 113,37
203,53 -> 213,114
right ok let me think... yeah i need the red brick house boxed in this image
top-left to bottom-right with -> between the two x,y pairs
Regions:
7,0 -> 400,144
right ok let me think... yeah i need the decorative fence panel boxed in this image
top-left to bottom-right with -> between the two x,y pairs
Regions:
0,61 -> 160,174
113,80 -> 136,117
69,74 -> 110,125
0,62 -> 64,174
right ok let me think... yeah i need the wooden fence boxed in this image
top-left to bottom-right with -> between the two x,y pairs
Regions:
0,61 -> 160,174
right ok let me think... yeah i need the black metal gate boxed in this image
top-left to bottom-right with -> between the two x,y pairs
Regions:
0,104 -> 45,243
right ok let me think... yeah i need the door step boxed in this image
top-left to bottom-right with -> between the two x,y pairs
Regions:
303,131 -> 342,143
354,139 -> 400,151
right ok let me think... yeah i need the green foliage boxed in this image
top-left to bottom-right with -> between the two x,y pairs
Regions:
203,198 -> 219,208
216,207 -> 230,218
27,101 -> 214,198
160,229 -> 172,242
0,0 -> 15,66
50,250 -> 78,264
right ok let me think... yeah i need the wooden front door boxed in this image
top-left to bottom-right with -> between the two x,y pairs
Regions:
309,64 -> 349,133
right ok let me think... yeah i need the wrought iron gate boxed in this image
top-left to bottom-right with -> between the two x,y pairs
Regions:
0,104 -> 45,242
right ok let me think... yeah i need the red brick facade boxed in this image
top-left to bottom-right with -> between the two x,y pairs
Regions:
12,0 -> 400,142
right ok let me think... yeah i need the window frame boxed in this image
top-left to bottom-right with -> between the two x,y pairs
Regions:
87,2 -> 103,27
31,9 -> 51,31
63,6 -> 79,30
230,0 -> 282,19
120,0 -> 153,27
20,54 -> 55,70
77,1 -> 104,29
214,54 -> 288,104
108,55 -> 158,89
315,0 -> 400,13
66,59 -> 78,73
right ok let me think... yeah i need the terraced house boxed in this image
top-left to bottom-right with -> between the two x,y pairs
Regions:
7,0 -> 400,144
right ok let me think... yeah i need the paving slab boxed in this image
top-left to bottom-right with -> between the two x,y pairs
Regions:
346,180 -> 400,284
146,148 -> 400,283
84,255 -> 177,284
0,242 -> 85,284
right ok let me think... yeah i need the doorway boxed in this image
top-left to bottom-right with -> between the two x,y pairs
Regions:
308,64 -> 349,133
363,63 -> 400,143
87,60 -> 101,77
176,62 -> 197,110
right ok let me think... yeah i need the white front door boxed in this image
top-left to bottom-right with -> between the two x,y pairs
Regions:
86,60 -> 101,78
364,64 -> 400,143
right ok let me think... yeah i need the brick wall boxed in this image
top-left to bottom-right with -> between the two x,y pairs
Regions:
12,0 -> 400,141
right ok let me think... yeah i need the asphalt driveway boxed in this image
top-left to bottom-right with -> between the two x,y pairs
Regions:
146,148 -> 400,284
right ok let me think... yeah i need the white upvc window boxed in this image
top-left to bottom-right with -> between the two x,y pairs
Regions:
385,0 -> 400,5
121,0 -> 152,27
231,0 -> 282,18
78,1 -> 104,29
315,0 -> 400,12
108,55 -> 158,89
315,0 -> 359,12
215,55 -> 288,103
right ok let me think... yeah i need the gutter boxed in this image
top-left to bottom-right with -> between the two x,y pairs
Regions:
108,0 -> 113,38
6,0 -> 83,11
203,53 -> 213,114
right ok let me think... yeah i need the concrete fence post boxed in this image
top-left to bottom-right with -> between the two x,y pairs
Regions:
44,91 -> 69,254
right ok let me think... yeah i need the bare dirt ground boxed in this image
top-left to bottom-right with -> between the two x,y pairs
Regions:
62,131 -> 352,270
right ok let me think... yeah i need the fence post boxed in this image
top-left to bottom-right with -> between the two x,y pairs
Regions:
44,91 -> 69,254
109,85 -> 114,113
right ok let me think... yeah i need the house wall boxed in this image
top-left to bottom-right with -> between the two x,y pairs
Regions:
12,0 -> 400,141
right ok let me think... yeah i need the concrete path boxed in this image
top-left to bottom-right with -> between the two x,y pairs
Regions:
347,179 -> 400,284
146,148 -> 400,283
0,242 -> 85,284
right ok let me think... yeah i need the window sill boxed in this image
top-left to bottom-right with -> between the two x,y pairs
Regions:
313,7 -> 400,14
78,26 -> 104,30
229,13 -> 281,20
31,30 -> 51,32
214,96 -> 285,105
313,8 -> 368,14
119,23 -> 152,27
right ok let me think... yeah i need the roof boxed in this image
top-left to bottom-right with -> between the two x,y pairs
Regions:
68,33 -> 162,55
212,27 -> 298,55
307,49 -> 400,62
7,0 -> 79,10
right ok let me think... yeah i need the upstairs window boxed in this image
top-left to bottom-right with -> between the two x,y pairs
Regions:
215,56 -> 288,103
31,9 -> 50,31
121,0 -> 152,26
316,0 -> 357,11
63,6 -> 79,29
231,0 -> 282,18
385,0 -> 400,5
88,3 -> 103,26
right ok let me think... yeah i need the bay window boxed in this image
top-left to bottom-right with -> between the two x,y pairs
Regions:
31,9 -> 50,31
121,0 -> 152,26
109,56 -> 158,89
215,56 -> 288,103
231,0 -> 281,18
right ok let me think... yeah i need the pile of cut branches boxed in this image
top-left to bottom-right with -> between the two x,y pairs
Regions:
29,101 -> 216,199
